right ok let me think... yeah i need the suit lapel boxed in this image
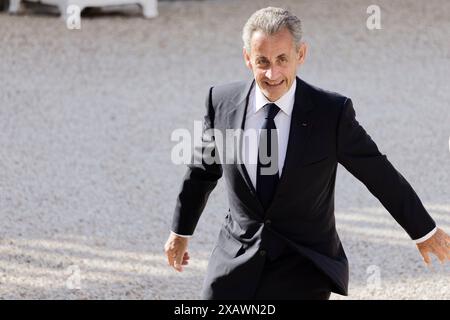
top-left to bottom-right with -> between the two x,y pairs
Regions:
226,79 -> 264,211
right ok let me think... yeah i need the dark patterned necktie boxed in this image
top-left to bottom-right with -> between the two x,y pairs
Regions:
256,103 -> 280,210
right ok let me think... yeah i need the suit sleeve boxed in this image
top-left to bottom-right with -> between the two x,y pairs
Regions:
336,98 -> 436,240
171,87 -> 223,236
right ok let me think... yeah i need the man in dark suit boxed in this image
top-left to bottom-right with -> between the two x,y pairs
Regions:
164,7 -> 449,299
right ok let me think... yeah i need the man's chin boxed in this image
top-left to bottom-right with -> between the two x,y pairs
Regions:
259,81 -> 289,101
262,88 -> 285,102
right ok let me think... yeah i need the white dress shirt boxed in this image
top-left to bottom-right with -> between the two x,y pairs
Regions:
242,79 -> 296,188
172,79 -> 436,243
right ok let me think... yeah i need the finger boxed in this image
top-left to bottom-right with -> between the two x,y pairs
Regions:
420,249 -> 432,266
167,248 -> 180,268
429,242 -> 447,264
166,249 -> 174,267
174,251 -> 184,272
439,234 -> 450,248
434,248 -> 447,264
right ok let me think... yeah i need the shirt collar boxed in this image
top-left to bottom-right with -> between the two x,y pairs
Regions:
254,78 -> 296,116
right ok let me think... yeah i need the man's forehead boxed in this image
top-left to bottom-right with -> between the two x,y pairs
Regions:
249,30 -> 295,56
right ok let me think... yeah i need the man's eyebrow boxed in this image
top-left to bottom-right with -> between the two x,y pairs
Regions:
255,54 -> 287,60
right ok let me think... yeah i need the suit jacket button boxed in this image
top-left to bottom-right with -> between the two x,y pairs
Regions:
265,220 -> 272,226
260,250 -> 266,256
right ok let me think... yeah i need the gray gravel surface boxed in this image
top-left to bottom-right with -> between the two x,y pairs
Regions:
0,0 -> 449,299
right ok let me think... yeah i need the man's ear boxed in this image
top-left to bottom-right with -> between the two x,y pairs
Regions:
297,42 -> 307,65
243,47 -> 252,70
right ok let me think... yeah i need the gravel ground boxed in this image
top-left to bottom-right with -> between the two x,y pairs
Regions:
0,0 -> 449,299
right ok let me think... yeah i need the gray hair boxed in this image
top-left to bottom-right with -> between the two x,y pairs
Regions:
242,7 -> 303,53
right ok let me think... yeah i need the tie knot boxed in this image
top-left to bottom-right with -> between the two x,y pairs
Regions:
265,103 -> 280,120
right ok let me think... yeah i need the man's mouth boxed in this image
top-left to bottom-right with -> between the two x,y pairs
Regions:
265,80 -> 284,87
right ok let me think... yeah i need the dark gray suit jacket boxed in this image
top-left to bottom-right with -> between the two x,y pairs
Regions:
171,77 -> 436,299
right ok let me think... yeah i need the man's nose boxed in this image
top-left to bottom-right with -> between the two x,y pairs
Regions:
265,66 -> 281,80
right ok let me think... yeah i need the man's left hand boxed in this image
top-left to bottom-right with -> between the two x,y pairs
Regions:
417,227 -> 450,266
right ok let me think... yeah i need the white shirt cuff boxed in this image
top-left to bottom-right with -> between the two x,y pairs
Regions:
171,230 -> 193,238
413,227 -> 437,244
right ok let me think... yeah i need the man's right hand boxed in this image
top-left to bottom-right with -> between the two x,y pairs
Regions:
164,232 -> 190,272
